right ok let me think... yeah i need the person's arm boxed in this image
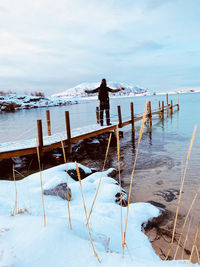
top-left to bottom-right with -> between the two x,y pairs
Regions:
85,88 -> 99,94
107,87 -> 124,93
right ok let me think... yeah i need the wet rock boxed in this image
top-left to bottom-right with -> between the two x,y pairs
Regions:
147,201 -> 166,209
67,166 -> 94,181
136,155 -> 175,170
106,168 -> 117,178
156,180 -> 164,185
154,188 -> 181,202
115,189 -> 128,207
2,102 -> 20,112
44,183 -> 72,200
143,208 -> 166,231
72,133 -> 118,161
12,157 -> 27,170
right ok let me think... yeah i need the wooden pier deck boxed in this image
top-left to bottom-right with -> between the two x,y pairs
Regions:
0,98 -> 179,160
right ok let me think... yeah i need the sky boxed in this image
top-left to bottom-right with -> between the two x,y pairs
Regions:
0,0 -> 200,96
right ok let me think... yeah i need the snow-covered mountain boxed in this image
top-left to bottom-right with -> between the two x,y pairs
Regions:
52,82 -> 147,98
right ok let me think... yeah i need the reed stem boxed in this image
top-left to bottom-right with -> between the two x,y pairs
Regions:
166,125 -> 197,260
36,137 -> 46,227
75,162 -> 101,263
13,165 -> 18,214
61,140 -> 72,230
87,133 -> 112,223
122,102 -> 148,257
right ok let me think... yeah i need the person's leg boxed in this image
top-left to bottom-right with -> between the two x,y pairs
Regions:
105,101 -> 111,125
100,102 -> 104,126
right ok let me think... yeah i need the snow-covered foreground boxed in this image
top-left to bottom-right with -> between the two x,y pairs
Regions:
0,163 -> 198,267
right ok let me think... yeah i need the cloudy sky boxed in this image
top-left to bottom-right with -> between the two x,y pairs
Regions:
0,0 -> 200,95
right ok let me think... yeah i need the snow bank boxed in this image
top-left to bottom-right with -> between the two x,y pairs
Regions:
0,163 -> 198,266
0,93 -> 77,112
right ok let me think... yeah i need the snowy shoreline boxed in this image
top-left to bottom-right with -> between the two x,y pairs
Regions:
0,162 -> 197,266
0,89 -> 199,113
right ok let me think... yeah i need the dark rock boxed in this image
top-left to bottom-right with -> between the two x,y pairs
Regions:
44,183 -> 72,200
156,180 -> 164,185
67,167 -> 92,181
2,102 -> 19,112
115,191 -> 128,207
154,188 -> 181,202
142,207 -> 166,231
106,168 -> 117,178
12,157 -> 27,170
147,201 -> 166,209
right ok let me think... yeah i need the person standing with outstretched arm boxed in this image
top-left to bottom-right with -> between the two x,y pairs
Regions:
85,79 -> 124,126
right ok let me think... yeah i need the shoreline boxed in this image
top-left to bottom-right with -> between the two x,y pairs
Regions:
0,89 -> 200,113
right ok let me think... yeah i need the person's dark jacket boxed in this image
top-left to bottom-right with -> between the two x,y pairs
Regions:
85,85 -> 121,102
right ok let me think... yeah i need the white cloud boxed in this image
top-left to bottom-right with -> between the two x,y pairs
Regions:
0,0 -> 200,94
0,31 -> 46,56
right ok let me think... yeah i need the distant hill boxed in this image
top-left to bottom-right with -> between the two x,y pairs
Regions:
52,82 -> 147,98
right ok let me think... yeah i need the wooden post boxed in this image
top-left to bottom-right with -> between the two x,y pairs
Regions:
46,110 -> 51,136
161,101 -> 164,119
130,102 -> 135,133
37,120 -> 43,148
148,101 -> 152,117
158,101 -> 161,109
148,101 -> 152,126
171,100 -> 173,113
96,107 -> 100,124
166,93 -> 169,106
65,111 -> 72,154
177,93 -> 180,110
117,105 -> 122,128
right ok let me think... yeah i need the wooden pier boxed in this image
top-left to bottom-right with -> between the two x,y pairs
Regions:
0,96 -> 180,160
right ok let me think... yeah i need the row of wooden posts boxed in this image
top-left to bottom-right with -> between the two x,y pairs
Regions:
37,93 -> 179,152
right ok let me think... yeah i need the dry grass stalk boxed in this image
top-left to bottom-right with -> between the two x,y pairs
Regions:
187,221 -> 200,267
174,187 -> 200,259
87,133 -> 112,223
195,246 -> 200,264
122,102 -> 148,257
116,126 -> 124,255
75,162 -> 101,263
61,140 -> 72,230
36,137 -> 46,227
14,169 -> 25,178
181,216 -> 193,260
13,165 -> 18,215
165,125 -> 197,260
10,208 -> 29,216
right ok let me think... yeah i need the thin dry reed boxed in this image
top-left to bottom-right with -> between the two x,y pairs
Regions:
36,137 -> 46,227
14,169 -> 25,178
181,216 -> 193,259
75,162 -> 101,263
87,133 -> 112,223
187,221 -> 200,267
195,246 -> 200,264
13,165 -> 18,214
122,102 -> 148,257
165,125 -> 197,260
61,140 -> 72,230
174,187 -> 200,259
116,126 -> 124,254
